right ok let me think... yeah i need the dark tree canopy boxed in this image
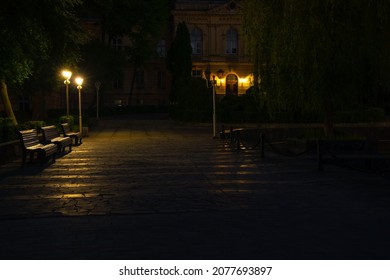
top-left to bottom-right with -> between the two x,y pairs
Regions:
0,0 -> 84,85
79,0 -> 170,104
242,0 -> 390,134
0,0 -> 85,123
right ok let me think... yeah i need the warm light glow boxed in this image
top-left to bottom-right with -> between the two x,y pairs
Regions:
75,77 -> 84,87
239,78 -> 246,84
62,70 -> 72,80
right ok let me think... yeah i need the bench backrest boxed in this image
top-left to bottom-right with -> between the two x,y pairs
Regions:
19,129 -> 40,148
61,123 -> 71,134
41,125 -> 60,141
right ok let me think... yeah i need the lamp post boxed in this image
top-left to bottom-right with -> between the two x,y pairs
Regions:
75,77 -> 84,134
212,75 -> 217,139
95,81 -> 101,120
62,70 -> 72,116
204,68 -> 217,139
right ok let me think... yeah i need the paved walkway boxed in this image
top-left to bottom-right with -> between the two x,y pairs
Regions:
0,115 -> 390,259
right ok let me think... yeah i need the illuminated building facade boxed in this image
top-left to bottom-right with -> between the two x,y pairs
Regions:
172,0 -> 253,97
105,0 -> 253,107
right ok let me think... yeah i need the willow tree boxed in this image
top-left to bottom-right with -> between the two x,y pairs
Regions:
242,0 -> 279,95
242,0 -> 390,136
0,0 -> 85,124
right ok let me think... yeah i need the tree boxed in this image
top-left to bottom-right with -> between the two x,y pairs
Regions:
242,0 -> 276,95
78,39 -> 125,109
166,21 -> 192,104
0,0 -> 85,124
80,0 -> 170,105
242,0 -> 390,136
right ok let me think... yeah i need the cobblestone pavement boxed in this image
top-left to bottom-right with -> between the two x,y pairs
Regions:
0,115 -> 390,259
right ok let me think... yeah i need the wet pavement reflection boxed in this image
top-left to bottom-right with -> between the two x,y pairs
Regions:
0,115 -> 390,259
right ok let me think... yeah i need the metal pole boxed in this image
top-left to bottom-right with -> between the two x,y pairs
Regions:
212,83 -> 217,138
211,76 -> 218,139
204,69 -> 218,139
62,71 -> 72,117
66,83 -> 69,116
78,87 -> 82,134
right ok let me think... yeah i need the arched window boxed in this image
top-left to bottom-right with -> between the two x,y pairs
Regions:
226,28 -> 238,54
191,28 -> 203,54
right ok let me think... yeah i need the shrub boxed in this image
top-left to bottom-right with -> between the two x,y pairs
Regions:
0,118 -> 17,143
0,119 -> 47,143
218,93 -> 264,123
334,107 -> 385,123
59,115 -> 74,129
170,77 -> 212,122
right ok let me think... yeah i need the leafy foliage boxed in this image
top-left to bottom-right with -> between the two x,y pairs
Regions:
79,40 -> 125,88
0,0 -> 85,86
0,0 -> 86,124
80,0 -> 171,104
170,78 -> 212,121
242,0 -> 390,128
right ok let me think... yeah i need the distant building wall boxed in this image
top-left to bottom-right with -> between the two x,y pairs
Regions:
1,0 -> 254,116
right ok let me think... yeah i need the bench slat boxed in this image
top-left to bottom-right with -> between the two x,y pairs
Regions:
60,123 -> 82,145
18,129 -> 57,165
41,125 -> 72,154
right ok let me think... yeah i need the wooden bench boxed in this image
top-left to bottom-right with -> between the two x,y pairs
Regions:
18,129 -> 57,165
41,125 -> 72,154
60,123 -> 82,145
220,127 -> 265,153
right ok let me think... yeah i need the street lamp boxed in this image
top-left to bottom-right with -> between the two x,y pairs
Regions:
75,77 -> 84,134
204,68 -> 217,139
62,70 -> 72,116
